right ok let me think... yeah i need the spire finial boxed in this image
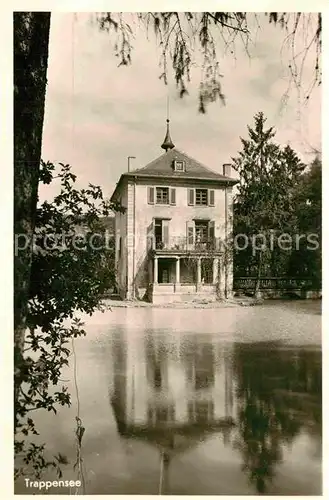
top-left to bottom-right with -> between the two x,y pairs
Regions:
161,95 -> 175,152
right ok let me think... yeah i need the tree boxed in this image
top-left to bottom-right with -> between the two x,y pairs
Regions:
14,12 -> 51,426
297,156 -> 321,234
232,112 -> 305,294
287,156 -> 321,286
14,161 -> 123,481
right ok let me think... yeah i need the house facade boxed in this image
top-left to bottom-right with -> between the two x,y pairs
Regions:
110,121 -> 238,303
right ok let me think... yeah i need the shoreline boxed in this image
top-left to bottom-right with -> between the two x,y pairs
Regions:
100,297 -> 264,309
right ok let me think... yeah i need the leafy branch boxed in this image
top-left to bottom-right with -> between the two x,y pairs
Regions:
15,161 -> 124,481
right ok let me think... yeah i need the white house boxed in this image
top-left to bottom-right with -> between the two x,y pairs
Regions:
110,120 -> 238,303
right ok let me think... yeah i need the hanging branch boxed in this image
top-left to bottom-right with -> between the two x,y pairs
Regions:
96,12 -> 321,113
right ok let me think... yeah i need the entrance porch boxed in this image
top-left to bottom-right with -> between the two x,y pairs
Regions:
148,254 -> 224,304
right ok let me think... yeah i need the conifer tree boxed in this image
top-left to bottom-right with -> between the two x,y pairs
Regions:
233,112 -> 305,294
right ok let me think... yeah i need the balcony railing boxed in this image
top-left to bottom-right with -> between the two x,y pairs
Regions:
147,236 -> 222,253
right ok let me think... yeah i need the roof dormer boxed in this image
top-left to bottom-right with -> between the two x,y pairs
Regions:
173,159 -> 186,172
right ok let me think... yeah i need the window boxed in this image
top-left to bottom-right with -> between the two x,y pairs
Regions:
188,400 -> 214,423
186,220 -> 216,250
148,186 -> 176,205
195,220 -> 209,243
154,218 -> 169,249
195,189 -> 208,206
156,187 -> 169,204
174,160 -> 185,172
195,366 -> 214,389
148,404 -> 175,426
188,188 -> 215,207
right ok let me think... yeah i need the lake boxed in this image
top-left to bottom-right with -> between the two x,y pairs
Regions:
15,300 -> 322,495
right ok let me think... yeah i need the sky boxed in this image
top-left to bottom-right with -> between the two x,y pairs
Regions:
39,12 -> 321,202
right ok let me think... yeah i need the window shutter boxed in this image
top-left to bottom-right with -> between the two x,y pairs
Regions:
148,187 -> 155,204
186,221 -> 195,249
170,188 -> 176,205
208,221 -> 215,249
188,188 -> 195,206
162,220 -> 169,246
209,189 -> 215,206
119,237 -> 122,257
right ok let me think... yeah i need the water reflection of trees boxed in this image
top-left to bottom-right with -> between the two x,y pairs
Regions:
233,343 -> 321,494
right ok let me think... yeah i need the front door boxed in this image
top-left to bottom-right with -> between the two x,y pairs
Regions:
158,260 -> 170,283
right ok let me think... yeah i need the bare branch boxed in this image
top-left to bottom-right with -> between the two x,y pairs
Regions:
97,12 -> 321,113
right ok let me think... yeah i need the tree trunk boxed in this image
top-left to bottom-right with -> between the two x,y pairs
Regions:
14,12 -> 51,427
254,249 -> 263,297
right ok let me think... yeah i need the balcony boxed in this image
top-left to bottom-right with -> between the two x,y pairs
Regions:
147,235 -> 222,254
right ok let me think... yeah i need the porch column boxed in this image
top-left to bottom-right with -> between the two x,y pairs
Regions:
154,257 -> 158,284
175,257 -> 180,284
197,258 -> 202,286
212,257 -> 219,284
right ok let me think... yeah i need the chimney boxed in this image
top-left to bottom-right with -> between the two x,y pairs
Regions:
223,163 -> 231,177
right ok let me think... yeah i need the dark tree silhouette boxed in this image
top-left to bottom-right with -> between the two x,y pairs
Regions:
14,12 -> 51,428
233,343 -> 321,493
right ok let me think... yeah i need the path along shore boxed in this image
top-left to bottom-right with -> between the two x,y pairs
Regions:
101,296 -> 263,309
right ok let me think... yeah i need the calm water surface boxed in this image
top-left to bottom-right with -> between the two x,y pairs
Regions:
16,301 -> 322,495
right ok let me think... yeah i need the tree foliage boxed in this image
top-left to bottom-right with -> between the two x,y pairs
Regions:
96,12 -> 321,112
15,162 -> 123,480
233,113 -> 321,291
287,156 -> 322,285
233,112 -> 307,290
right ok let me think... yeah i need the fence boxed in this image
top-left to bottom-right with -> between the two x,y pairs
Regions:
234,276 -> 320,292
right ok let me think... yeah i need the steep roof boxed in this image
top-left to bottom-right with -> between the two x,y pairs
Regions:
111,148 -> 237,201
130,148 -> 234,181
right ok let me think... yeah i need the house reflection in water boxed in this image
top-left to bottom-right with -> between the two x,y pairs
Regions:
110,329 -> 321,494
110,332 -> 236,492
